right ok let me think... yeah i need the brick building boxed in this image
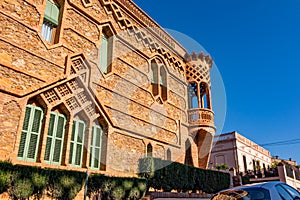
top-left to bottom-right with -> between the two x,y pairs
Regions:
0,0 -> 215,176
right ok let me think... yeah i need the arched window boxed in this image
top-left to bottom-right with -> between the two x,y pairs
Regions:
41,0 -> 61,43
200,82 -> 210,109
100,28 -> 113,74
150,58 -> 168,101
184,139 -> 193,166
89,124 -> 103,169
69,119 -> 86,167
188,82 -> 199,109
18,105 -> 44,162
167,149 -> 171,161
151,60 -> 159,96
44,111 -> 66,165
146,143 -> 153,157
160,66 -> 167,101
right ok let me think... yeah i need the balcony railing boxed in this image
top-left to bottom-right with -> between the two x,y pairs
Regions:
187,108 -> 214,126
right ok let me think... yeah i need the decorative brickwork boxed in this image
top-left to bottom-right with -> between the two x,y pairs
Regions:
0,100 -> 21,160
0,0 -> 216,178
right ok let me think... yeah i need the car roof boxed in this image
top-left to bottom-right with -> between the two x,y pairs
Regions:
223,181 -> 283,191
242,181 -> 282,188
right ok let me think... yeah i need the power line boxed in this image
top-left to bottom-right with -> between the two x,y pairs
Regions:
259,138 -> 300,147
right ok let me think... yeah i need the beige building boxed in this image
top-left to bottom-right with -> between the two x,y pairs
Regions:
209,131 -> 272,175
0,0 -> 216,176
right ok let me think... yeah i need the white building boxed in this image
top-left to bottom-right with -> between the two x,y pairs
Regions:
208,131 -> 272,175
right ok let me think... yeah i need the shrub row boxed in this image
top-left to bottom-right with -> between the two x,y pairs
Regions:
0,161 -> 146,200
0,161 -> 85,199
87,175 -> 147,200
138,157 -> 230,194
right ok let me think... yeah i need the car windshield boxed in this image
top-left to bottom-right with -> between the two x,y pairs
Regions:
211,187 -> 271,200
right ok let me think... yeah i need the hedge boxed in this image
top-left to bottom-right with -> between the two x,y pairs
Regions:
87,174 -> 147,200
0,161 -> 85,199
0,161 -> 146,200
138,157 -> 230,194
0,158 -> 230,199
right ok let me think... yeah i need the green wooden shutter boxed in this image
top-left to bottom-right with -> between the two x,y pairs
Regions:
53,115 -> 65,162
89,125 -> 102,169
100,34 -> 108,73
27,108 -> 43,160
18,105 -> 43,162
44,0 -> 60,26
44,114 -> 55,161
44,112 -> 66,164
68,122 -> 76,164
150,67 -> 155,84
160,67 -> 166,86
69,120 -> 85,167
89,126 -> 94,168
18,106 -> 31,158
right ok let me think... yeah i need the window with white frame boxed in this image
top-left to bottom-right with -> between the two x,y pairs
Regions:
69,119 -> 85,167
18,105 -> 44,162
89,124 -> 102,169
41,0 -> 60,43
44,112 -> 66,164
99,31 -> 112,74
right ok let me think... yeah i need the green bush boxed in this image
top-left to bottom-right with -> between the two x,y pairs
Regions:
241,175 -> 250,185
87,175 -> 147,199
0,170 -> 11,193
0,161 -> 85,200
12,178 -> 34,200
139,157 -> 230,194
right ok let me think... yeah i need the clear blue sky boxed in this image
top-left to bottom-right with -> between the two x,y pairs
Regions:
133,0 -> 300,163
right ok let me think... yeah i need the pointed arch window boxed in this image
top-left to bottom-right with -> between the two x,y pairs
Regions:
150,59 -> 168,101
18,105 -> 44,162
41,0 -> 61,43
44,112 -> 66,164
160,66 -> 167,101
184,139 -> 193,166
167,149 -> 171,161
89,124 -> 103,169
151,60 -> 159,96
69,119 -> 85,167
146,143 -> 153,157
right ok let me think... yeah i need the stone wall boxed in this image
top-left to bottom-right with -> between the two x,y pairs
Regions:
0,0 -> 214,176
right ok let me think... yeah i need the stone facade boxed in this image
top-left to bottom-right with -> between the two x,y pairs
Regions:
0,0 -> 215,176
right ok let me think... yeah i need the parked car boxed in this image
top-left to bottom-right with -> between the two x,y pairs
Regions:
211,181 -> 300,200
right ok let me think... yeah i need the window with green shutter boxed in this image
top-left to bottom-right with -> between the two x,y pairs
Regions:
41,0 -> 60,43
18,105 -> 44,162
89,125 -> 102,169
100,34 -> 109,74
44,112 -> 66,165
69,119 -> 85,167
44,0 -> 60,26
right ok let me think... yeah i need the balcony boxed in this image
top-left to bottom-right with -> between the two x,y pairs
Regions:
187,108 -> 214,127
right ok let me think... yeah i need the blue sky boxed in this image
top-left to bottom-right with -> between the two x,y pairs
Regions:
133,0 -> 300,163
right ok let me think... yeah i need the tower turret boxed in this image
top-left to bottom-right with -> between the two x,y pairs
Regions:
185,52 -> 216,168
